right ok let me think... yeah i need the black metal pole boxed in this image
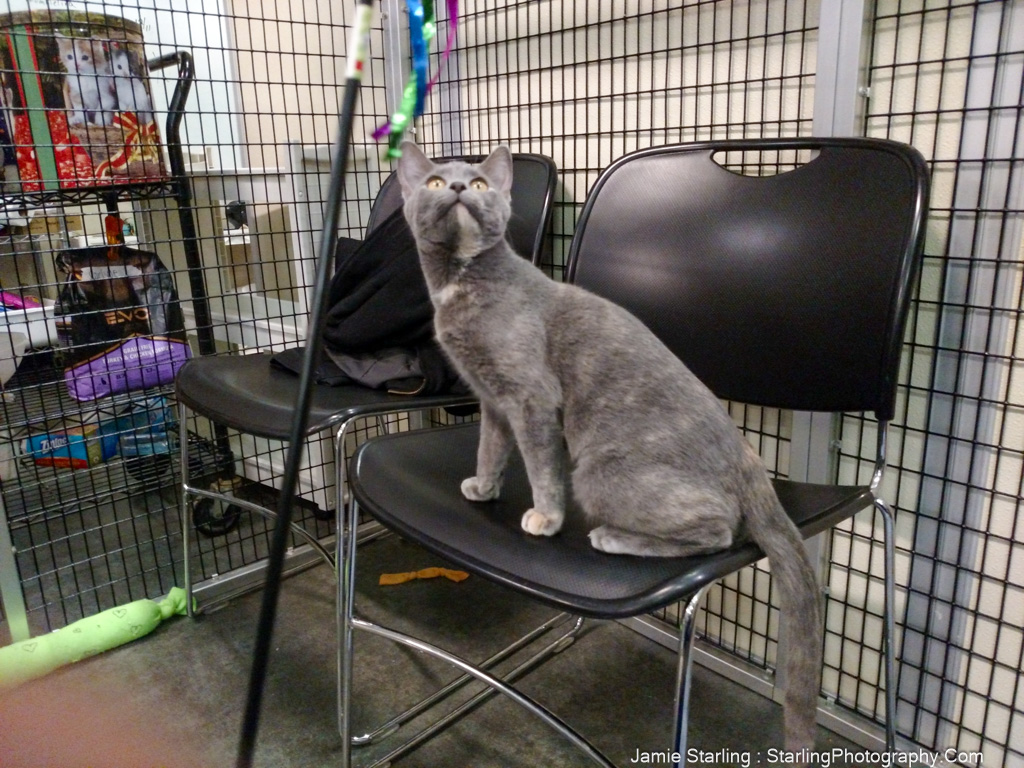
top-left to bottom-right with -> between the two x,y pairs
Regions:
149,51 -> 233,473
147,51 -> 217,358
235,2 -> 375,765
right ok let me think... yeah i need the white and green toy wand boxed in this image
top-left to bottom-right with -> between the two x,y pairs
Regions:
0,587 -> 188,691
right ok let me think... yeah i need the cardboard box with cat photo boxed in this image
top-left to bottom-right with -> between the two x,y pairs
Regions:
0,10 -> 166,191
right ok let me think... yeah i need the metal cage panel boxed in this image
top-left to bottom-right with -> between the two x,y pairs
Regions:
2,3 -> 1023,767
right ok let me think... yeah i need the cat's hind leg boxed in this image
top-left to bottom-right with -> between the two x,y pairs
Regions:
461,402 -> 515,502
589,522 -> 733,557
579,471 -> 737,556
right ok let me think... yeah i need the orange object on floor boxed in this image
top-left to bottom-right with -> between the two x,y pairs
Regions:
378,567 -> 469,586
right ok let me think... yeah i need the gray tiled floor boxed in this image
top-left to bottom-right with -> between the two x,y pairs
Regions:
0,533 -> 865,767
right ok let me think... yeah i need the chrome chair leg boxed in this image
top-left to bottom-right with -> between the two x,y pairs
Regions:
337,421 -> 359,768
353,615 -> 616,768
672,587 -> 709,768
185,491 -> 334,566
362,616 -> 585,768
877,497 -> 897,751
351,612 -> 582,747
179,398 -> 195,618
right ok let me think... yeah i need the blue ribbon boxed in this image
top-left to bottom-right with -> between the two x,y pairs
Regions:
408,0 -> 428,117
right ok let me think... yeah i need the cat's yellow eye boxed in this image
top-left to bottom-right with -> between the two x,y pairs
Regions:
426,176 -> 446,190
470,178 -> 489,191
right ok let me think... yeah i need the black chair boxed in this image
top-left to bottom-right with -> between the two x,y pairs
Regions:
175,151 -> 556,726
343,138 -> 929,766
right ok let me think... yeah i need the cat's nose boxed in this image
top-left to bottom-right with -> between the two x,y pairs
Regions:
449,182 -> 466,193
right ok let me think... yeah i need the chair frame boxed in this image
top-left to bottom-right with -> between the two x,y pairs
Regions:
338,444 -> 713,768
334,404 -> 597,766
177,151 -> 557,739
336,138 -> 929,767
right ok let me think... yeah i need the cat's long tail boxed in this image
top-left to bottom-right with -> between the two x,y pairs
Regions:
742,470 -> 823,759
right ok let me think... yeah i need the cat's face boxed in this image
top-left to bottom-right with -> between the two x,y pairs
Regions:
397,142 -> 513,256
55,34 -> 105,74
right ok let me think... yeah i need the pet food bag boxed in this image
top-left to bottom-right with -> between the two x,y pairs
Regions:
0,8 -> 166,191
56,245 -> 191,401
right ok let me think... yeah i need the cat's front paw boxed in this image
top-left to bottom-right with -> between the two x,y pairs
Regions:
521,509 -> 563,537
461,476 -> 501,502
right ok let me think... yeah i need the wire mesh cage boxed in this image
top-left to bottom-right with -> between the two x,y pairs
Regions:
0,2 -> 1022,766
830,3 -> 1024,765
0,0 -> 389,636
0,23 -> 217,634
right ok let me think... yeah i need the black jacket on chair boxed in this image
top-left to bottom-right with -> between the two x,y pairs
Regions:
324,207 -> 432,353
273,208 -> 468,397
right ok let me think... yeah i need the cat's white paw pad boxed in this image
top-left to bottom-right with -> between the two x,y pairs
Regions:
521,509 -> 561,536
461,477 -> 500,501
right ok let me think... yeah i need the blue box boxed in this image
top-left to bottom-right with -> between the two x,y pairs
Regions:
24,422 -> 119,469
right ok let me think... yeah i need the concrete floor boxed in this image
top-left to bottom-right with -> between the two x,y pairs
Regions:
0,534 -> 866,767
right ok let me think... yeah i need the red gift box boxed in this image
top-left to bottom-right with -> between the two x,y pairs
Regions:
0,10 -> 166,191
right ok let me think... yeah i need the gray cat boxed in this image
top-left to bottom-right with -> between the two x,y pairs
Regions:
397,141 -> 822,756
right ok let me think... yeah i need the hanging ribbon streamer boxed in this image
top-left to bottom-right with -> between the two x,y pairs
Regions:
373,0 -> 459,158
409,0 -> 430,116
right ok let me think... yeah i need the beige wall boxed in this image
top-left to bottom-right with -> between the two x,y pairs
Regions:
227,0 -> 349,169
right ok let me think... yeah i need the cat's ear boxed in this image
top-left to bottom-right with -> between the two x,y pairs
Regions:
479,146 -> 513,195
397,141 -> 434,199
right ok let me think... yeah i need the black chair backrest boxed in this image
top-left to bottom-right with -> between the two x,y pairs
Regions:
367,153 -> 559,265
566,138 -> 929,422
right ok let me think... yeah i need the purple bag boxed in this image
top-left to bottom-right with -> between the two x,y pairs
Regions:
56,245 -> 191,401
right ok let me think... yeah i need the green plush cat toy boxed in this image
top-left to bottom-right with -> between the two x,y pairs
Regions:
0,587 -> 187,691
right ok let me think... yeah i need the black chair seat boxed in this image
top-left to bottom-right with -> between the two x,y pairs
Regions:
350,422 -> 873,619
175,353 -> 474,441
